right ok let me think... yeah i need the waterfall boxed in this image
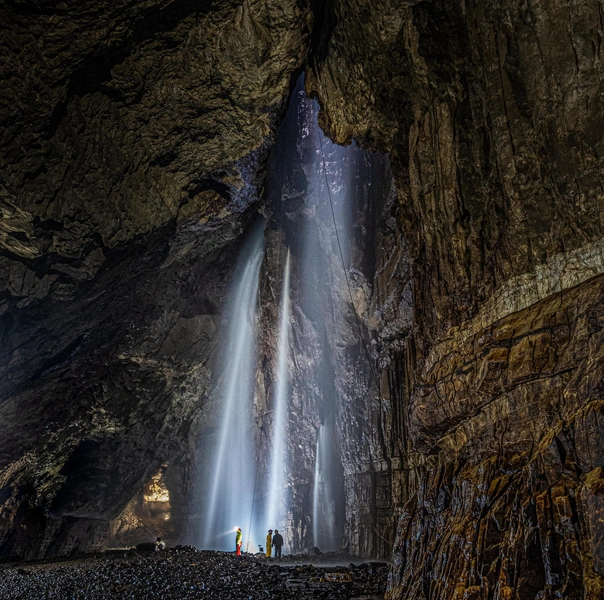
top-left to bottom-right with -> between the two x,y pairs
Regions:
297,87 -> 354,552
260,76 -> 358,551
265,250 -> 291,531
199,222 -> 265,551
312,424 -> 339,550
312,427 -> 322,548
196,76 -> 378,554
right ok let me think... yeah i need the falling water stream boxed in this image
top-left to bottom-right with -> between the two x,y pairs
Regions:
198,75 -> 382,554
261,77 -> 353,550
199,222 -> 265,551
265,250 -> 292,530
312,425 -> 339,549
297,87 -> 359,552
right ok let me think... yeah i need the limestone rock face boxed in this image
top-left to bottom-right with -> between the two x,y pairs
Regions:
388,276 -> 604,599
308,0 -> 604,596
0,0 -> 311,557
309,0 -> 604,341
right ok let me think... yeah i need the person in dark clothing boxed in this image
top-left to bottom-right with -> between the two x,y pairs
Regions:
272,530 -> 284,559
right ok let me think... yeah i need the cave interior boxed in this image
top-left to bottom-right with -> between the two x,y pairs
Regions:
1,0 -> 603,598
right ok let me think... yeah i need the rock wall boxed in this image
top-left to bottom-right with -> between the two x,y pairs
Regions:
391,275 -> 604,599
0,0 -> 311,557
308,0 -> 604,597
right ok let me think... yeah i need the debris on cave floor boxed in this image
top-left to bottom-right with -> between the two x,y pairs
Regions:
0,546 -> 389,599
276,549 -> 387,567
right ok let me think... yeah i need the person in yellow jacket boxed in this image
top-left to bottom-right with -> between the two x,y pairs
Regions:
235,528 -> 243,556
265,529 -> 273,558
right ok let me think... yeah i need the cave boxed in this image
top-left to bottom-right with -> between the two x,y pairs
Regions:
1,0 -> 603,598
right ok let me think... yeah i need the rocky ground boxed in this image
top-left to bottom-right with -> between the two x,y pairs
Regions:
0,547 -> 388,599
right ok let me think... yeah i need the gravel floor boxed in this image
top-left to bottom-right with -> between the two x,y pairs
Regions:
0,547 -> 388,599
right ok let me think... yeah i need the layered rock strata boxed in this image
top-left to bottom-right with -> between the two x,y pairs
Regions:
308,0 -> 604,597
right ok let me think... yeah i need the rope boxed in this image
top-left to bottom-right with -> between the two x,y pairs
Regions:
372,524 -> 391,545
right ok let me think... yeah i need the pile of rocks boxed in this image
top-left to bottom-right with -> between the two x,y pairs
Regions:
0,547 -> 388,599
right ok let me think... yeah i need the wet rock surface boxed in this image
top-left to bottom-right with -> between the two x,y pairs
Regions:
308,0 -> 604,597
382,275 -> 604,599
0,547 -> 388,599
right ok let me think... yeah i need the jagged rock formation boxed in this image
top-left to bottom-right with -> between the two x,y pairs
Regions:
1,0 -> 603,598
0,0 -> 311,557
309,0 -> 604,597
